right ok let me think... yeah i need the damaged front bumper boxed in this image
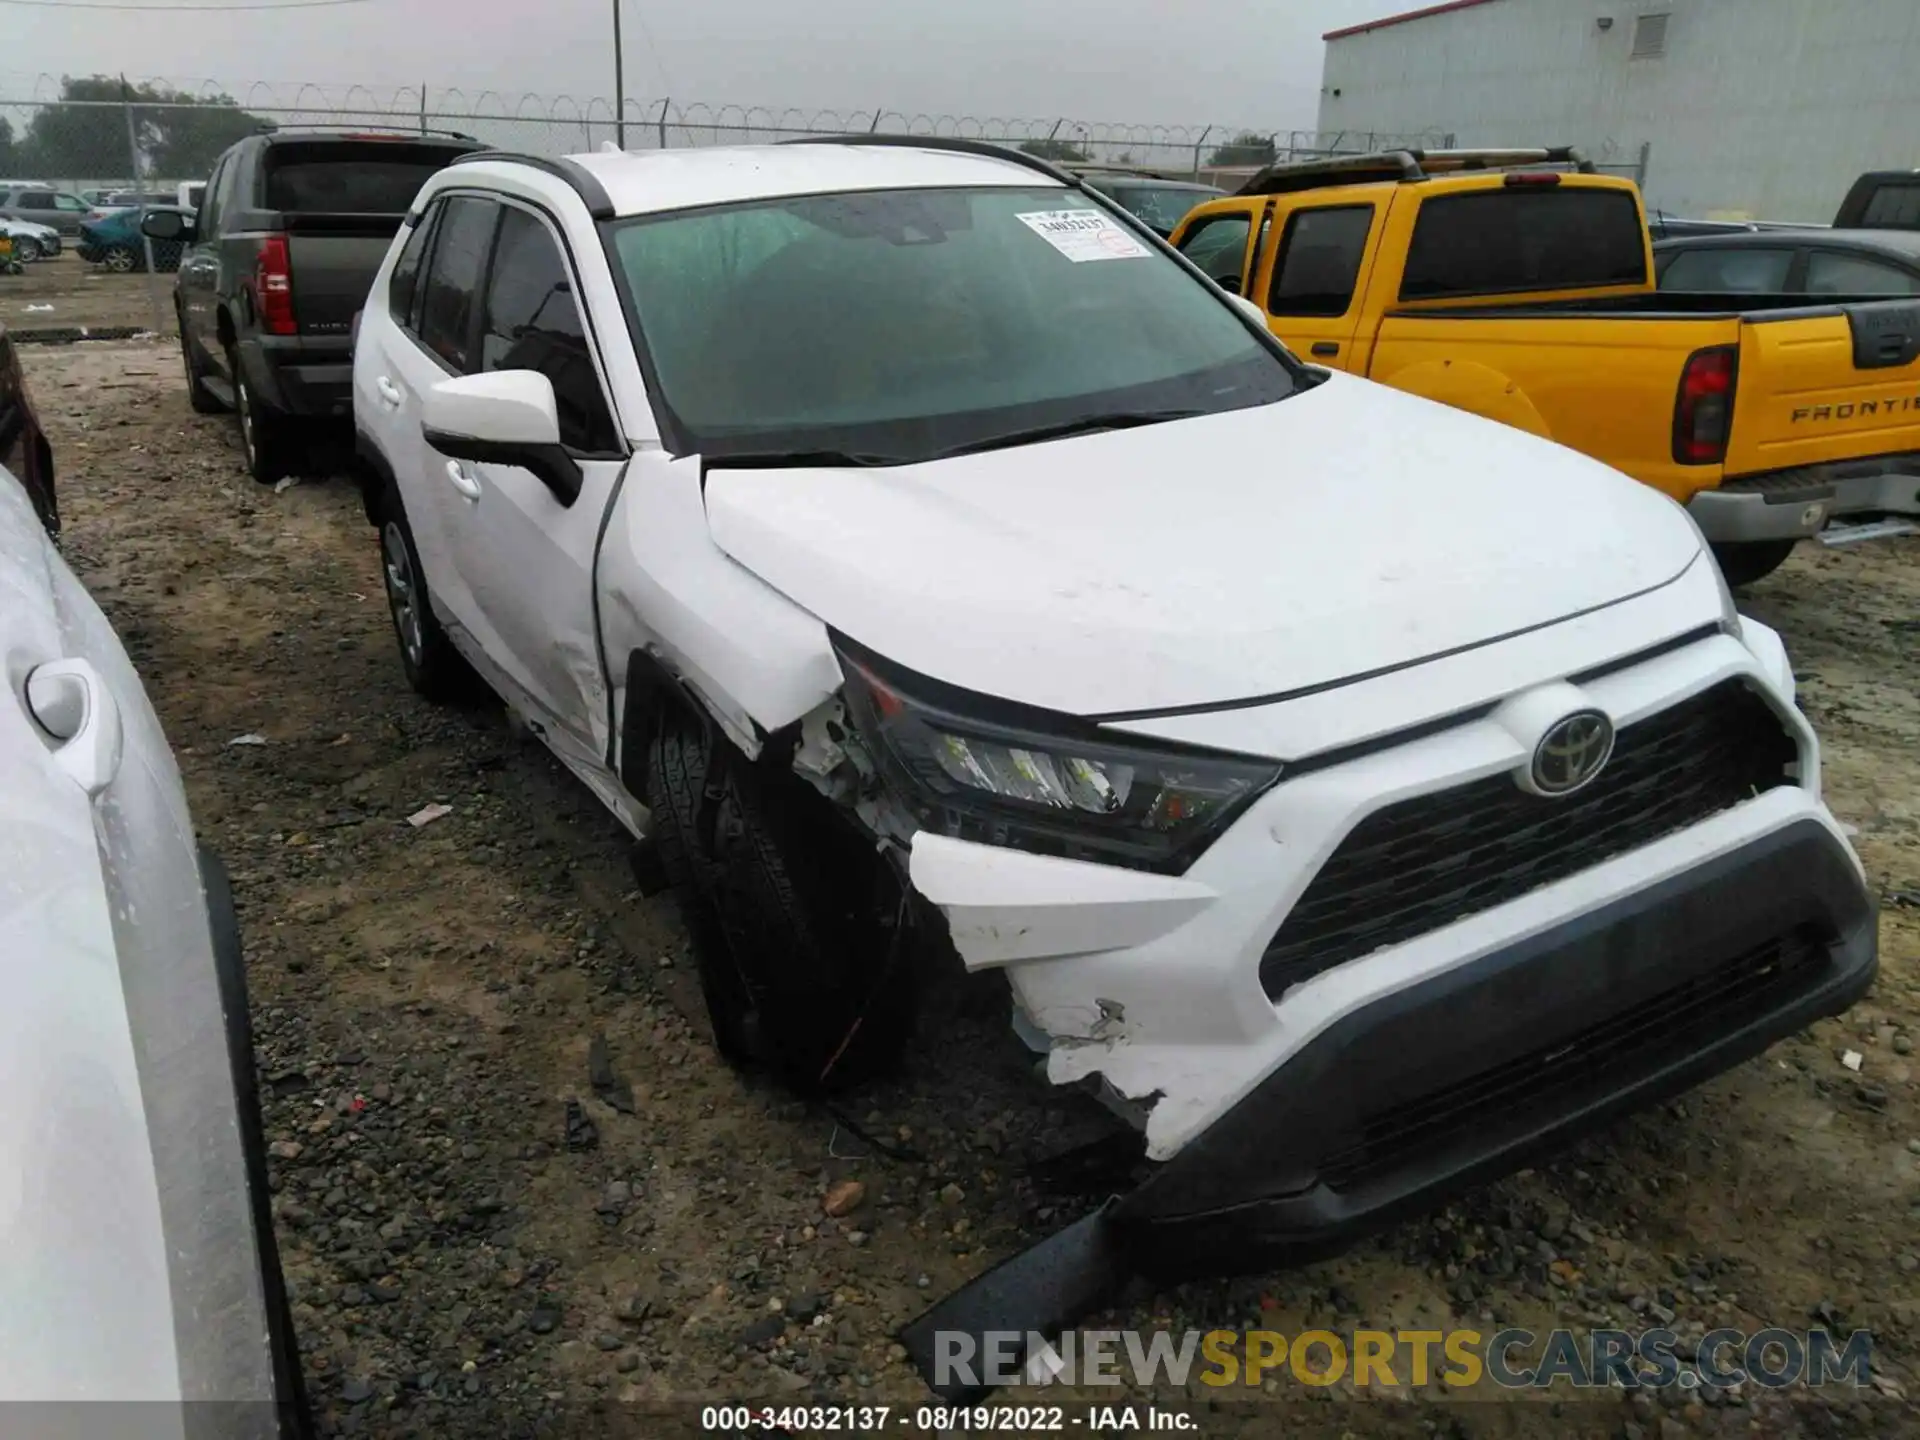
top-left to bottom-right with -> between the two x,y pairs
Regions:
902,815 -> 1877,1399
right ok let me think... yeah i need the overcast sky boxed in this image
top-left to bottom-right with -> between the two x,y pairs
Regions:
5,0 -> 1393,134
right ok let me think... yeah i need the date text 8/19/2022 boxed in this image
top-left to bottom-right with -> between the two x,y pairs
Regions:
700,1403 -> 1200,1431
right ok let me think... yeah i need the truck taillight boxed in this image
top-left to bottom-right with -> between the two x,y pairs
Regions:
1672,345 -> 1737,465
1502,172 -> 1562,187
256,234 -> 296,336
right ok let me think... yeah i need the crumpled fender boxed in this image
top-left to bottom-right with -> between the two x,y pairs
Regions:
595,449 -> 843,762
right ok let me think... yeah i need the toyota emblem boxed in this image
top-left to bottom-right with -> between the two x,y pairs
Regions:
1529,710 -> 1615,795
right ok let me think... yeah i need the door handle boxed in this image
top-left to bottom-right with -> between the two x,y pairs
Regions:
24,657 -> 124,797
445,460 -> 483,501
375,376 -> 403,408
1311,342 -> 1341,357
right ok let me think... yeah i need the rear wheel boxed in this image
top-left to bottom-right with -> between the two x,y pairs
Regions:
377,487 -> 475,703
14,236 -> 41,263
103,244 -> 137,273
230,345 -> 291,484
1712,539 -> 1797,588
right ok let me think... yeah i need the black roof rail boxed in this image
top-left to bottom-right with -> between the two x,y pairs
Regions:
254,121 -> 483,143
448,149 -> 615,220
778,133 -> 1085,189
1236,145 -> 1597,197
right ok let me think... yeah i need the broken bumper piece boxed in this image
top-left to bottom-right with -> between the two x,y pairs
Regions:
903,819 -> 1877,1402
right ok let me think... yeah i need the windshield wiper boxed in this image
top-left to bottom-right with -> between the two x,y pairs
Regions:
706,448 -> 909,470
932,409 -> 1206,459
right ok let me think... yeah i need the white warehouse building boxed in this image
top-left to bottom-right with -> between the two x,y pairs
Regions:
1316,0 -> 1920,223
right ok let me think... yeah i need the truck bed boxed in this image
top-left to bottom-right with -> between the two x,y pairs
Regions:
1372,293 -> 1920,495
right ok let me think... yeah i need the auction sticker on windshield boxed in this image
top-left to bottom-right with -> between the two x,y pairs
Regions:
1017,209 -> 1149,262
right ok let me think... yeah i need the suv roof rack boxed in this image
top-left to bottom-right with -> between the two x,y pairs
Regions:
447,149 -> 614,219
1236,146 -> 1596,197
254,121 -> 483,143
779,133 -> 1083,188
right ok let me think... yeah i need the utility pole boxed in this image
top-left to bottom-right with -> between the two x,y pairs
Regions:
613,0 -> 626,149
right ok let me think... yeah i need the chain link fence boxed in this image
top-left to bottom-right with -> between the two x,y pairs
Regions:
0,76 -> 1465,335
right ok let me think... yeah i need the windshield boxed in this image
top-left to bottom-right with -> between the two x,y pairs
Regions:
607,184 -> 1297,463
1101,183 -> 1220,234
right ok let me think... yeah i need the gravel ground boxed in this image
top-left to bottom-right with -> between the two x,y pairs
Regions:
3,251 -> 173,333
22,337 -> 1920,1440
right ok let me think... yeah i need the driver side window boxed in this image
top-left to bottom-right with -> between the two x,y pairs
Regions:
1176,213 -> 1254,294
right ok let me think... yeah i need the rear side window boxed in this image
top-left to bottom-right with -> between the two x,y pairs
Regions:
263,142 -> 465,214
1804,251 -> 1920,296
19,191 -> 55,209
1860,183 -> 1920,230
387,202 -> 441,330
1269,206 -> 1374,316
478,206 -> 620,454
1401,188 -> 1648,300
1656,246 -> 1794,293
416,196 -> 497,371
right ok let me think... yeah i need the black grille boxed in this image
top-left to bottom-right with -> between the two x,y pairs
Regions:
1318,925 -> 1828,1191
1259,680 -> 1797,1000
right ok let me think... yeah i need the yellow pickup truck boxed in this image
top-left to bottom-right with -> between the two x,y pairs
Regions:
1169,148 -> 1920,584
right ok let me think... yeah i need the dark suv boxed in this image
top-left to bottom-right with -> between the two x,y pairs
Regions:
142,125 -> 485,482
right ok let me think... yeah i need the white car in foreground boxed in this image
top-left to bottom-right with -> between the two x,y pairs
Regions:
0,458 -> 310,1434
349,137 -> 1877,1359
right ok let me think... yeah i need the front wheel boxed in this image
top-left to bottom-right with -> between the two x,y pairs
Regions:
14,236 -> 41,263
1712,539 -> 1797,589
103,244 -> 137,273
648,719 -> 918,1094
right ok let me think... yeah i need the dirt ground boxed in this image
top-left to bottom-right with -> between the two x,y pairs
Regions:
20,333 -> 1920,1440
4,250 -> 175,334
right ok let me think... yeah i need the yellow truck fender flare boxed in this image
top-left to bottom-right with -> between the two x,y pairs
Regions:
1371,358 -> 1555,441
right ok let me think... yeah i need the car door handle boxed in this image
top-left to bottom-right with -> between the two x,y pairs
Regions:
1311,342 -> 1341,357
375,376 -> 404,408
23,657 -> 124,797
445,460 -> 483,501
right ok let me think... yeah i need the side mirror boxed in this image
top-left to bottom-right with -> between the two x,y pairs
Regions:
1228,293 -> 1267,326
421,370 -> 582,505
141,209 -> 191,242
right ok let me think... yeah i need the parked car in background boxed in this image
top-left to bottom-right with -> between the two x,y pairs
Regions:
79,204 -> 192,273
102,191 -> 176,210
1833,168 -> 1920,230
1647,212 -> 1760,242
178,180 -> 207,211
351,143 -> 1875,1363
0,215 -> 60,261
0,186 -> 92,237
1656,228 -> 1920,296
1170,146 -> 1920,585
1072,166 -> 1225,237
145,124 -> 486,483
0,451 -> 312,1434
0,323 -> 56,532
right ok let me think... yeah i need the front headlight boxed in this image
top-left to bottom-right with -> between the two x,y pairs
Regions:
834,636 -> 1282,874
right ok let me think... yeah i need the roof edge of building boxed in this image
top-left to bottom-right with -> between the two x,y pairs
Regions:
1324,0 -> 1502,43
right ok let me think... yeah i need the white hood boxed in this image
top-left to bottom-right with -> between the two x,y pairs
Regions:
702,372 -> 1702,716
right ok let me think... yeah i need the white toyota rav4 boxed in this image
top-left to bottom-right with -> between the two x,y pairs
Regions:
350,138 -> 1877,1300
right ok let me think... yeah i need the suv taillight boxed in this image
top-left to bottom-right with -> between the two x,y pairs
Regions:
256,234 -> 296,336
1672,344 -> 1737,465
